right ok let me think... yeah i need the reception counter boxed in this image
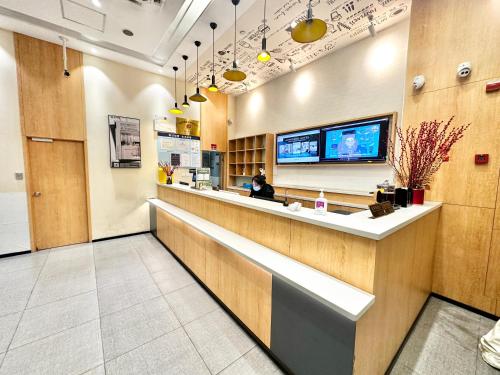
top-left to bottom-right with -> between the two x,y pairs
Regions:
150,183 -> 441,375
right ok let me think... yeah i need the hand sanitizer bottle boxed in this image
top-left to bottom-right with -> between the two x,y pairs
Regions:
315,189 -> 328,215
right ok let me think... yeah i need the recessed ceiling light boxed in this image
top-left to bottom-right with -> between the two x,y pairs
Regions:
122,29 -> 134,37
92,0 -> 101,8
90,47 -> 98,54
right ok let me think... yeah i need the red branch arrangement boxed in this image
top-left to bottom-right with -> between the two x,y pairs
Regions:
388,117 -> 470,189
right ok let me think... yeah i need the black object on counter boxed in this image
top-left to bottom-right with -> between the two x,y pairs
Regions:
395,188 -> 410,208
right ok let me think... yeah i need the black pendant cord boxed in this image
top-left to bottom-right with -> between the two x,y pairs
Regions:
212,25 -> 215,77
263,0 -> 267,39
196,44 -> 200,88
233,3 -> 237,65
174,69 -> 177,102
184,59 -> 187,95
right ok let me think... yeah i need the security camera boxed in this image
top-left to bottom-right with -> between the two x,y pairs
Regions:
412,75 -> 425,90
457,62 -> 472,78
64,69 -> 70,77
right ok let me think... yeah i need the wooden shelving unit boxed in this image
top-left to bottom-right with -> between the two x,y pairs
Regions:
226,133 -> 274,189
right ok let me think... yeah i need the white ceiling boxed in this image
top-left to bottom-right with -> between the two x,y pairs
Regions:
0,0 -> 411,94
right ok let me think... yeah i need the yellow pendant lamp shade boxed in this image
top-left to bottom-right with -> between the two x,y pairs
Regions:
169,66 -> 183,115
189,40 -> 208,103
291,0 -> 327,43
224,0 -> 246,82
257,0 -> 271,62
208,23 -> 219,92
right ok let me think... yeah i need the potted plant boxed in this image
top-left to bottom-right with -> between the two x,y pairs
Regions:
388,117 -> 470,204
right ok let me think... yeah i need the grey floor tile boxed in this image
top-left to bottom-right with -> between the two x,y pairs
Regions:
81,364 -> 105,375
152,263 -> 195,295
11,291 -> 99,349
397,322 -> 476,375
0,312 -> 22,353
138,247 -> 177,274
219,346 -> 280,375
165,283 -> 219,325
389,361 -> 421,375
0,252 -> 47,274
28,268 -> 96,308
95,262 -> 150,289
478,316 -> 496,337
47,243 -> 93,264
101,296 -> 180,361
105,328 -> 210,375
0,319 -> 103,375
0,268 -> 41,316
97,275 -> 161,316
417,297 -> 481,350
476,348 -> 500,375
185,309 -> 255,374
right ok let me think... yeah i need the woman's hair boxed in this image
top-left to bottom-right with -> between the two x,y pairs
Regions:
252,174 -> 266,186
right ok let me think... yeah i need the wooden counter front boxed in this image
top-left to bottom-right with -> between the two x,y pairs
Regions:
156,185 -> 440,374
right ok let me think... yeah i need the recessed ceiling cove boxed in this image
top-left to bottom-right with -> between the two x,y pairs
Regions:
188,0 -> 410,95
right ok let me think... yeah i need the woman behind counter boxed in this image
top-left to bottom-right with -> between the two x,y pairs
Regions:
249,174 -> 275,199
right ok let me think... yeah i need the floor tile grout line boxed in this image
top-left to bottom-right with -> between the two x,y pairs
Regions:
23,286 -> 97,312
5,318 -> 101,354
91,243 -> 107,375
134,239 -> 213,374
214,344 -> 257,375
1,251 -> 48,366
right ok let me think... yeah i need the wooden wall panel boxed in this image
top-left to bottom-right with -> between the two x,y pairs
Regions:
485,230 -> 500,299
182,224 -> 206,281
201,88 -> 227,152
432,204 -> 496,313
354,211 -> 439,374
289,221 -> 376,293
403,80 -> 500,208
205,238 -> 272,347
15,34 -> 86,141
405,0 -> 500,96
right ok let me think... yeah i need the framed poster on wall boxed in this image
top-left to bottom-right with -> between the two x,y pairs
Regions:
157,132 -> 201,168
108,115 -> 141,168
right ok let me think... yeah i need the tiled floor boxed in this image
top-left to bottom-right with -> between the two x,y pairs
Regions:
0,234 -> 497,375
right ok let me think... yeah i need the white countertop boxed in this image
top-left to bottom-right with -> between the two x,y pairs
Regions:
158,183 -> 441,240
149,198 -> 375,321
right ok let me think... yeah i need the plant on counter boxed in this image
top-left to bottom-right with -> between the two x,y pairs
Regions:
388,117 -> 470,202
158,161 -> 176,184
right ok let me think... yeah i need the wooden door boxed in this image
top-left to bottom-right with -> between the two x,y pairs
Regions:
27,138 -> 89,250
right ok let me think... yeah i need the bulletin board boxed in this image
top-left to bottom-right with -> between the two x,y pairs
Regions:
109,115 -> 141,168
157,132 -> 201,168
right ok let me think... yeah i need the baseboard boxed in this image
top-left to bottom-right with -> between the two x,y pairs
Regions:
92,231 -> 150,243
431,292 -> 499,320
0,250 -> 31,259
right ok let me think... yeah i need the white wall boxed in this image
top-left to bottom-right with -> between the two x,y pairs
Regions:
83,55 -> 200,240
0,28 -> 30,254
233,19 -> 410,193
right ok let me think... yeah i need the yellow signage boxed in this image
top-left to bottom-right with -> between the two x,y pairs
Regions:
176,118 -> 200,137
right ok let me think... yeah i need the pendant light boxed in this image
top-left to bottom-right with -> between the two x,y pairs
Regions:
169,66 -> 183,115
189,41 -> 207,103
181,55 -> 190,108
257,0 -> 270,62
208,22 -> 219,92
291,0 -> 327,43
223,0 -> 246,82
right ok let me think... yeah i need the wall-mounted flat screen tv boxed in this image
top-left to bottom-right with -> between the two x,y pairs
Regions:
319,116 -> 391,163
276,128 -> 320,164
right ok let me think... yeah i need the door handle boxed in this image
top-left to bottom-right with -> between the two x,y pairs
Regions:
33,192 -> 42,197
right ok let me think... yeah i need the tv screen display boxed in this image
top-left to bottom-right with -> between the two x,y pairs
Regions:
320,117 -> 391,163
276,129 -> 320,164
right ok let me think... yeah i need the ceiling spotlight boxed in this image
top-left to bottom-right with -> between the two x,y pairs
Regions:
288,58 -> 296,72
169,66 -> 183,115
189,41 -> 207,103
367,14 -> 376,37
257,0 -> 271,62
223,0 -> 247,82
122,29 -> 134,37
92,0 -> 101,8
291,0 -> 327,43
208,23 -> 219,92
